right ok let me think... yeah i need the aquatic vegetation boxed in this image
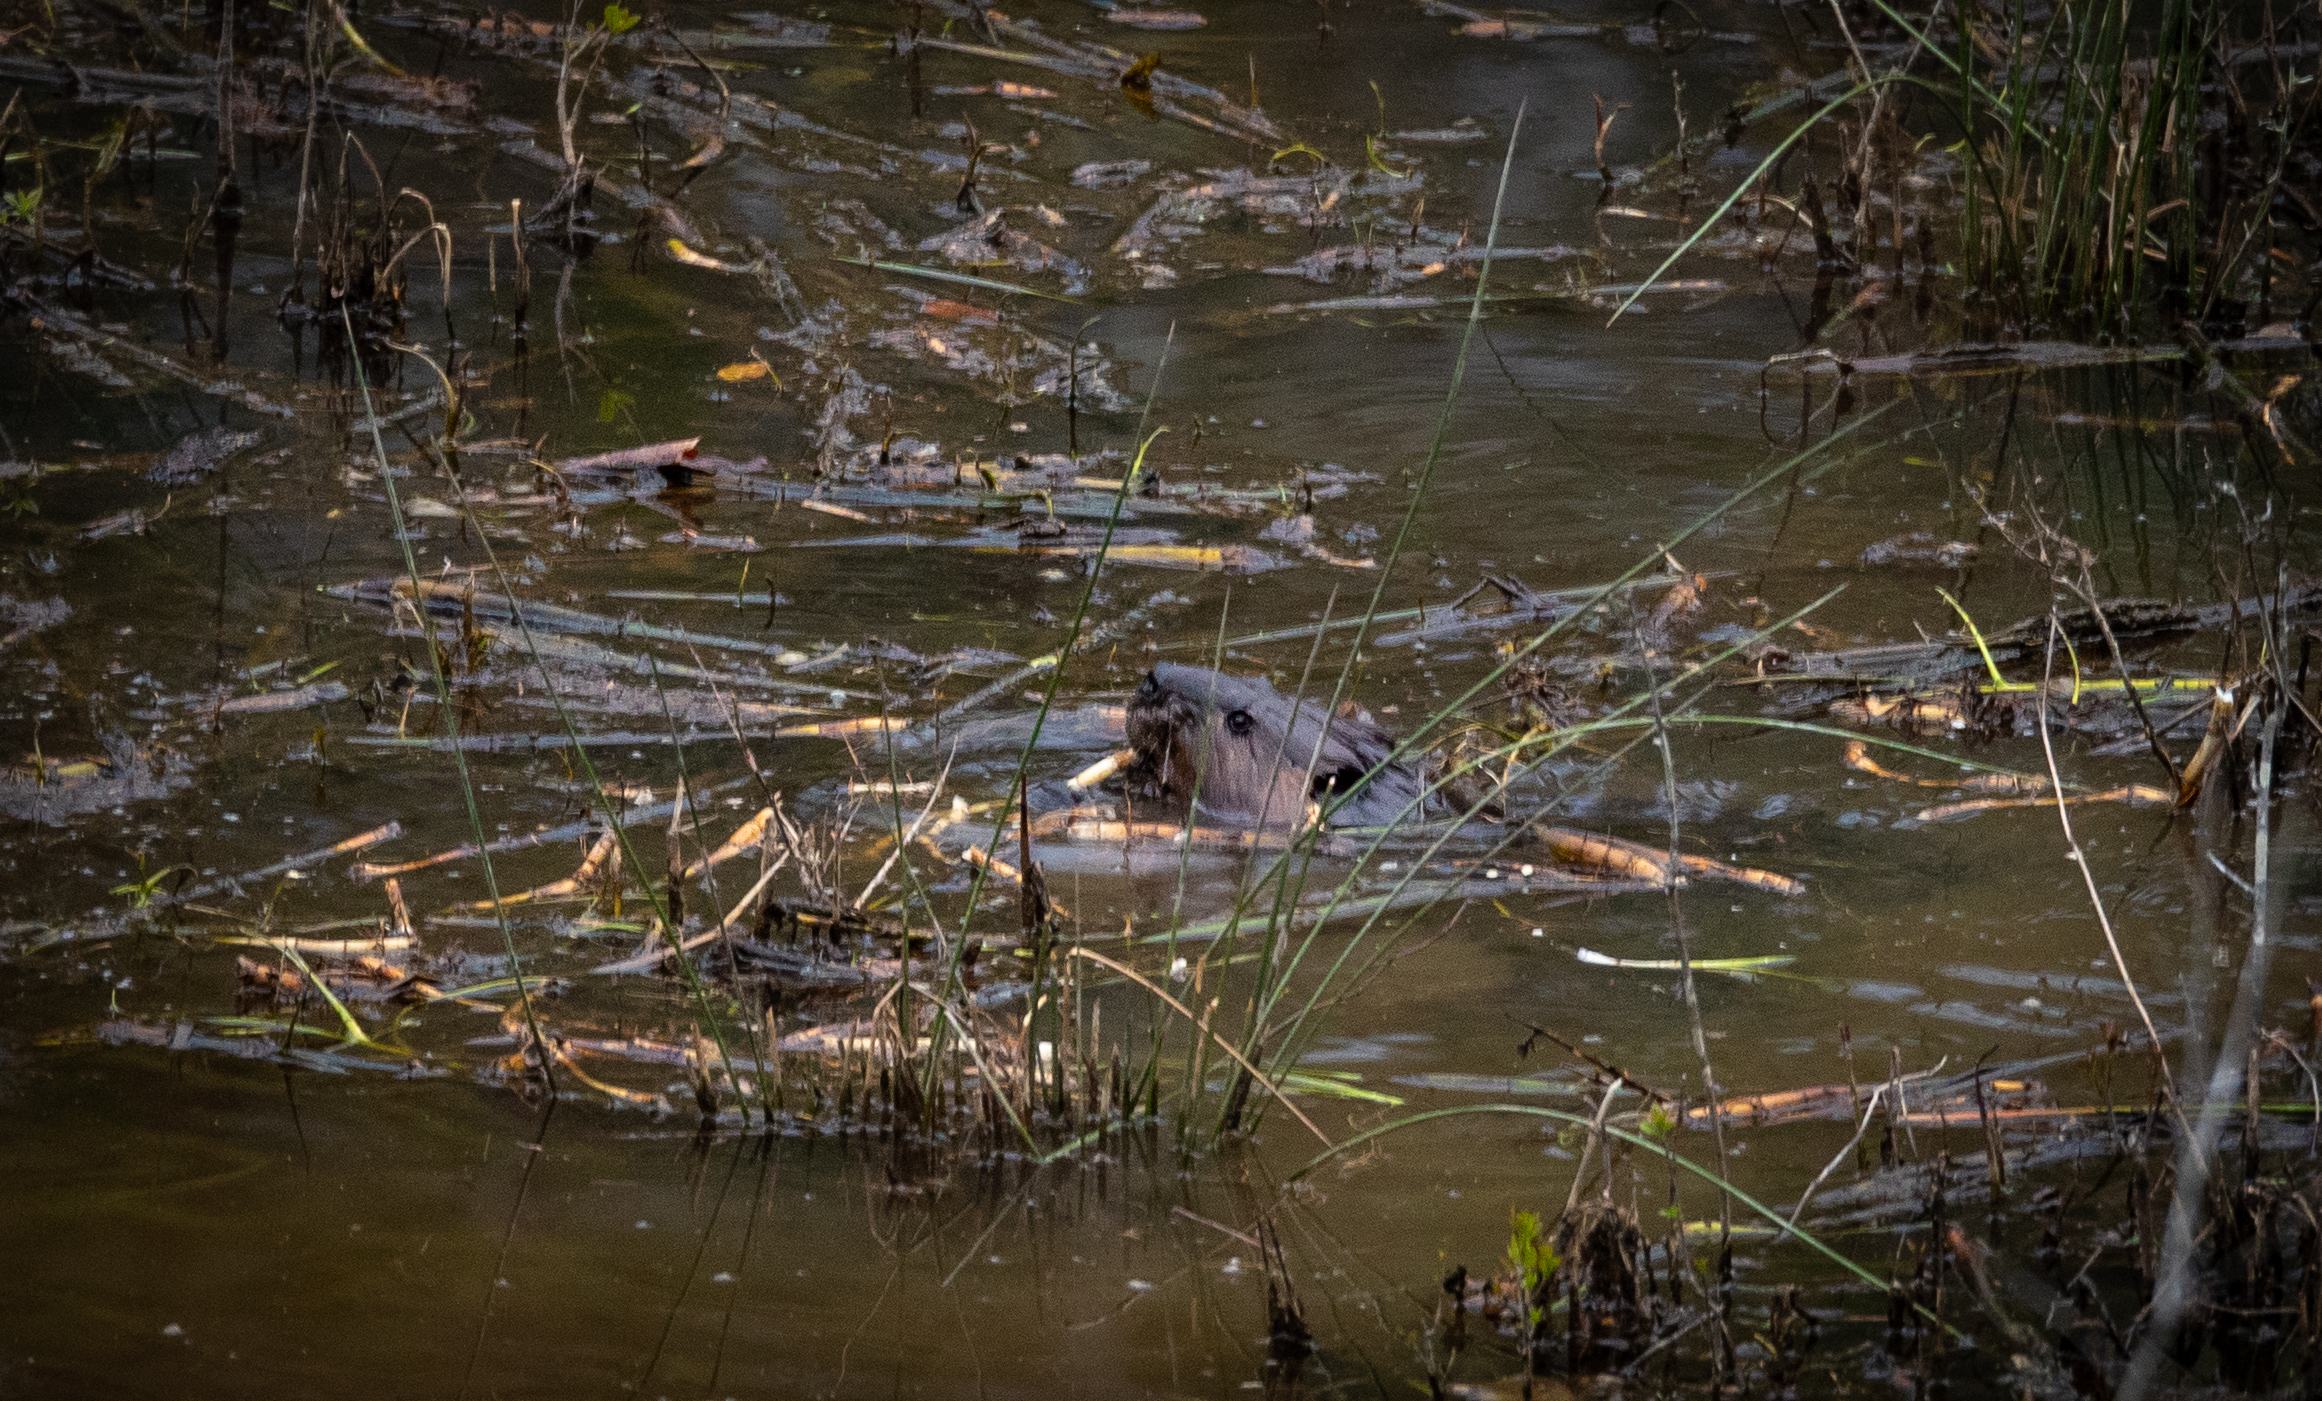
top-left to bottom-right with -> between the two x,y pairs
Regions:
7,0 -> 2322,1395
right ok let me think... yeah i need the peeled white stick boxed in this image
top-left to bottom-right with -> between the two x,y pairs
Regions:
1067,748 -> 1138,791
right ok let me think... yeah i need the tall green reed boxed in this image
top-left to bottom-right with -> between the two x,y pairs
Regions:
1622,0 -> 2247,338
345,308 -> 554,1088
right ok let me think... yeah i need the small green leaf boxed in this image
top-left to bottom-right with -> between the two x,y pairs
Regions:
109,860 -> 183,910
1506,1209 -> 1560,1294
597,388 -> 636,423
603,3 -> 640,35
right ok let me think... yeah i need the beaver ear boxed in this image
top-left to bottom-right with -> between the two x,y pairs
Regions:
1224,708 -> 1255,737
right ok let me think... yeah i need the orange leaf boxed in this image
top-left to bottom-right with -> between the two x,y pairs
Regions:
922,298 -> 999,325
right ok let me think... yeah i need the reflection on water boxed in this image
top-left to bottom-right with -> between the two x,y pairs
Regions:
3,0 -> 2319,1395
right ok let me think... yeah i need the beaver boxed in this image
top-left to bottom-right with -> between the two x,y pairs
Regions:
1112,663 -> 1808,896
1123,663 -> 1425,829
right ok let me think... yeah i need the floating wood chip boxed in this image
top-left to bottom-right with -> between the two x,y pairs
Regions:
798,499 -> 876,522
681,806 -> 776,878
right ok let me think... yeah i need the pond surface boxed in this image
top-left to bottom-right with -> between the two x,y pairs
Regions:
2,1 -> 2317,1396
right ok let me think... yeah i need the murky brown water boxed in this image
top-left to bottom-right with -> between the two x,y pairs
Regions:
3,0 -> 2318,1395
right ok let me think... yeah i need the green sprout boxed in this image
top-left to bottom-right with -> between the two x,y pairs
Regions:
111,857 -> 188,911
1507,1209 -> 1560,1328
1640,1101 -> 1677,1141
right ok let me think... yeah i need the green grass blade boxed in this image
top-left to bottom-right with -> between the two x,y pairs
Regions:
1608,77 -> 1898,325
269,941 -> 380,1049
344,309 -> 552,1089
1576,949 -> 1795,972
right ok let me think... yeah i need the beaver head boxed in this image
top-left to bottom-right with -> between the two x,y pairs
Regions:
1123,663 -> 1422,829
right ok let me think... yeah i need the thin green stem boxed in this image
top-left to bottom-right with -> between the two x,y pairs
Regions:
347,309 -> 552,1090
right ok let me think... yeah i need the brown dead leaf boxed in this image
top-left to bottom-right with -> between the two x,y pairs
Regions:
922,298 -> 999,325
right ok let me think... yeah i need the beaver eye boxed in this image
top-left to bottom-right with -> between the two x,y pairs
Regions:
1224,709 -> 1255,737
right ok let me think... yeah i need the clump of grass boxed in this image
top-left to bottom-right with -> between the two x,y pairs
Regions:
1912,0 -> 2216,336
1622,0 -> 2312,342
